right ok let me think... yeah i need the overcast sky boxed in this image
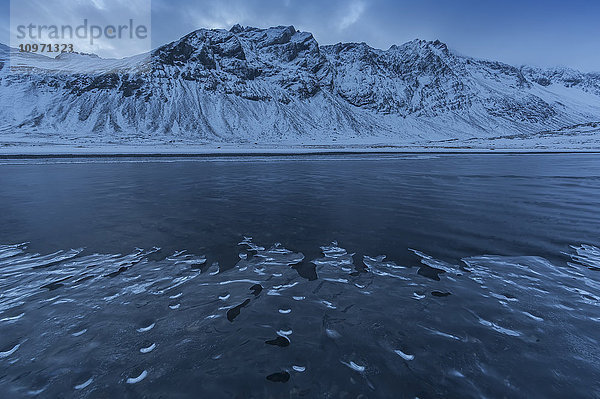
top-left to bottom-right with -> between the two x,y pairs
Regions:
1,0 -> 599,71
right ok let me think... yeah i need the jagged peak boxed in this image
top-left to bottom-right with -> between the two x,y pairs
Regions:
232,25 -> 301,47
55,51 -> 100,60
322,42 -> 377,54
230,24 -> 244,34
325,38 -> 451,57
391,38 -> 449,53
226,24 -> 298,37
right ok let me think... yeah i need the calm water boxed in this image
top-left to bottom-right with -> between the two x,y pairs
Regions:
0,154 -> 599,398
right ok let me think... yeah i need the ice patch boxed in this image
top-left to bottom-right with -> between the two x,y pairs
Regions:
74,377 -> 93,390
326,328 -> 341,339
413,292 -> 426,300
0,312 -> 25,322
126,370 -> 148,384
0,344 -> 20,358
323,278 -> 349,284
137,323 -> 155,333
140,343 -> 156,353
422,326 -> 462,341
567,244 -> 600,270
341,361 -> 365,372
478,318 -> 521,337
394,349 -> 414,361
522,311 -> 544,321
449,370 -> 465,378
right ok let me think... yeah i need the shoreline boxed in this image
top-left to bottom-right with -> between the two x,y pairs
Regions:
1,149 -> 600,159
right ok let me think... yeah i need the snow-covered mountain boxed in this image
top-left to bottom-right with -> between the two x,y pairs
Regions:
1,25 -> 599,149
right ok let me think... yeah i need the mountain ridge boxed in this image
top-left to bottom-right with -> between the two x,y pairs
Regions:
1,24 -> 599,149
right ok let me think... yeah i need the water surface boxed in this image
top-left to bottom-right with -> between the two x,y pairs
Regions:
0,154 -> 599,398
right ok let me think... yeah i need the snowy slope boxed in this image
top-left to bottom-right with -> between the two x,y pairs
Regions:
0,25 -> 599,149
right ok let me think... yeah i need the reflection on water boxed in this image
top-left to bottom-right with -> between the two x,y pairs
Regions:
0,238 -> 599,397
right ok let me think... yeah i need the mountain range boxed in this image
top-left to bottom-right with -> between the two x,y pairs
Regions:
1,24 -> 599,150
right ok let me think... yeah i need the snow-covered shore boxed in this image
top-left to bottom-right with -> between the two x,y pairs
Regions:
1,136 -> 599,157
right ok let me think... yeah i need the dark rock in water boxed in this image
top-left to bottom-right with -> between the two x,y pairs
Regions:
249,284 -> 263,296
418,265 -> 445,281
190,262 -> 204,270
226,299 -> 251,322
294,261 -> 318,281
266,371 -> 290,383
431,291 -> 452,297
265,336 -> 290,347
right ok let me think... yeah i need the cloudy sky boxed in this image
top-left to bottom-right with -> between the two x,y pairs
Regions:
1,0 -> 599,71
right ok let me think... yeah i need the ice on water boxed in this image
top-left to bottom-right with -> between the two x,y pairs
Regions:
0,239 -> 598,396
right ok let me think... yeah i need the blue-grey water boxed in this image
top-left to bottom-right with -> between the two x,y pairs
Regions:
0,154 -> 599,398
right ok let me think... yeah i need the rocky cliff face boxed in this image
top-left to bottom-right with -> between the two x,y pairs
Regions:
1,25 -> 599,145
